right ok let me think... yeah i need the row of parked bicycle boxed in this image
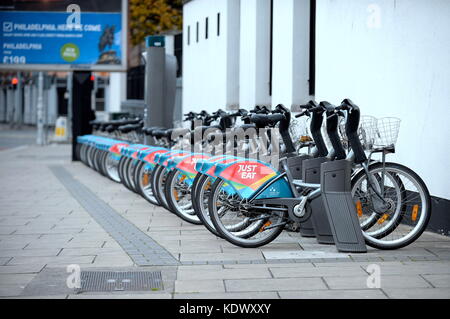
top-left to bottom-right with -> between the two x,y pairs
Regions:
77,99 -> 431,251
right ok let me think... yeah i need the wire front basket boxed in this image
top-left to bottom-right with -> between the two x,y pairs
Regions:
290,117 -> 312,145
373,117 -> 401,148
339,115 -> 399,151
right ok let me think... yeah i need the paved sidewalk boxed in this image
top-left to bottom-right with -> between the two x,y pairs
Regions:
0,144 -> 449,299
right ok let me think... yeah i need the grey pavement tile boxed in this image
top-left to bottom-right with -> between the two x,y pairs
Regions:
7,256 -> 95,266
177,268 -> 272,281
312,261 -> 403,267
0,257 -> 11,265
225,277 -> 327,292
174,292 -> 279,299
372,263 -> 450,275
5,295 -> 69,299
324,275 -> 431,290
177,265 -> 223,271
383,287 -> 450,299
0,227 -> 17,235
0,249 -> 61,258
223,263 -> 315,269
58,248 -> 125,257
0,264 -> 46,274
175,280 -> 225,293
180,252 -> 264,262
278,289 -> 387,299
67,293 -> 172,299
263,250 -> 350,260
422,274 -> 450,288
0,274 -> 36,286
270,266 -> 367,278
0,286 -> 24,297
64,240 -> 106,248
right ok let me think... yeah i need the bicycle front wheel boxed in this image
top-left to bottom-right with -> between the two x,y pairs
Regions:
208,178 -> 287,248
351,162 -> 432,250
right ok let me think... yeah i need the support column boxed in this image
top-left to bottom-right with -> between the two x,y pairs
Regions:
71,71 -> 93,160
108,73 -> 126,113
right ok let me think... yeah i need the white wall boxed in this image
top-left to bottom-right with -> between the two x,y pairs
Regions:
239,0 -> 272,108
272,0 -> 311,109
183,0 -> 240,113
107,72 -> 126,113
315,0 -> 450,199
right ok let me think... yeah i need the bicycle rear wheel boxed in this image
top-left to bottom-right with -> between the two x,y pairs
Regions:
134,161 -> 158,205
165,170 -> 201,224
193,174 -> 222,237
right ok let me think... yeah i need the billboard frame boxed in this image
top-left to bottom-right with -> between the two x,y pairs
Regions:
0,0 -> 128,72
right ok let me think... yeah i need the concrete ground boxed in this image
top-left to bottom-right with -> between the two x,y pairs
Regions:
0,124 -> 38,151
0,141 -> 449,299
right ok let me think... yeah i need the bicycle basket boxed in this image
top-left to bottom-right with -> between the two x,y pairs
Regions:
374,117 -> 401,148
290,117 -> 312,145
339,115 -> 378,151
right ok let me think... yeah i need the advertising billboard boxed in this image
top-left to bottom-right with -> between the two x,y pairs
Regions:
0,0 -> 127,71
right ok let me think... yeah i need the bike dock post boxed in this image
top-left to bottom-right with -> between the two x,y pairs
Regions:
320,159 -> 367,253
302,157 -> 334,244
287,155 -> 316,237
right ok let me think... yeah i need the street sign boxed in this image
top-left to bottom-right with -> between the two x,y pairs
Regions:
0,0 -> 127,71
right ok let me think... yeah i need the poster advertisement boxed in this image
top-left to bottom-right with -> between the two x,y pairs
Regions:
0,0 -> 126,70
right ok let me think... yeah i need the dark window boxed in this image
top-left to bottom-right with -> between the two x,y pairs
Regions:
217,13 -> 220,36
187,25 -> 190,45
175,33 -> 183,77
205,17 -> 209,39
196,22 -> 199,42
269,0 -> 273,96
309,0 -> 316,95
127,65 -> 145,100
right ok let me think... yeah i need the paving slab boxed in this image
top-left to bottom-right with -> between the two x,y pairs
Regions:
422,274 -> 450,288
225,277 -> 327,292
279,289 -> 387,299
323,274 -> 431,290
175,280 -> 225,293
263,250 -> 350,260
177,268 -> 272,281
174,292 -> 279,299
383,287 -> 450,299
270,266 -> 367,278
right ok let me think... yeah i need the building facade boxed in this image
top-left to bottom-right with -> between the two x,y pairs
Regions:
182,0 -> 450,232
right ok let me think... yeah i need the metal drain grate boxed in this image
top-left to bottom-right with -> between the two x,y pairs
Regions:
78,271 -> 163,292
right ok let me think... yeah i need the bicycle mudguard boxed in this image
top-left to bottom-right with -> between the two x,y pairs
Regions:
109,142 -> 129,155
196,155 -> 240,177
168,153 -> 211,186
131,146 -> 153,160
192,156 -> 239,195
137,147 -> 163,160
214,159 -> 294,199
142,148 -> 170,164
155,150 -> 191,167
121,144 -> 147,158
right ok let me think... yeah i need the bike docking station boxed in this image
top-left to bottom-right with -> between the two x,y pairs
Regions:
143,35 -> 177,145
285,101 -> 366,252
302,156 -> 335,245
287,155 -> 317,238
320,159 -> 367,253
